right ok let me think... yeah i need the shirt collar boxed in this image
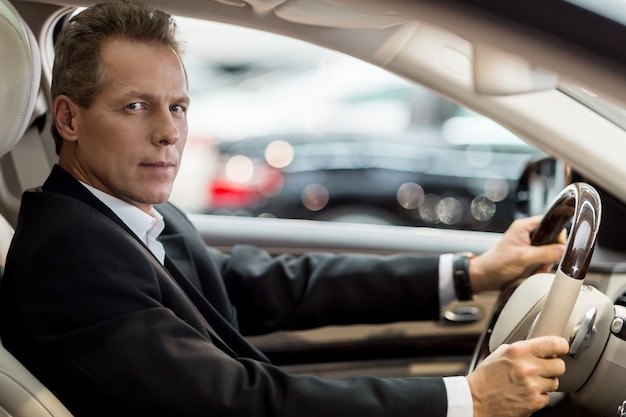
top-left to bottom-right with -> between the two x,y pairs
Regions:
79,182 -> 165,243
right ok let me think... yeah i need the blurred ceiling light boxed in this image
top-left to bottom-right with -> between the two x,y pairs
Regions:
418,194 -> 441,223
225,155 -> 254,183
484,176 -> 509,202
437,197 -> 463,225
470,195 -> 496,221
265,140 -> 295,168
301,183 -> 329,211
397,182 -> 425,210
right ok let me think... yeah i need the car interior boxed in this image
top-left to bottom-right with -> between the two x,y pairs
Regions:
0,1 -> 73,415
2,0 -> 626,416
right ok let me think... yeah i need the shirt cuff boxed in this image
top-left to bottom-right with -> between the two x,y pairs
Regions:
439,253 -> 456,308
443,376 -> 473,417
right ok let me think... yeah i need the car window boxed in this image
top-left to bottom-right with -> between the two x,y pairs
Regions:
171,18 -> 542,233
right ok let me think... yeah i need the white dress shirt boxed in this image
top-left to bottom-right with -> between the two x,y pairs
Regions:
80,183 -> 166,264
439,253 -> 473,417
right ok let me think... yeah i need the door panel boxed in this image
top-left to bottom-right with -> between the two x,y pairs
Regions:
190,214 -> 500,255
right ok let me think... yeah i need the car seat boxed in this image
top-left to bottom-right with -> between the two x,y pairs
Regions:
0,0 -> 73,415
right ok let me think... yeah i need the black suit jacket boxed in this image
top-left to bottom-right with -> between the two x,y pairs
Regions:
0,165 -> 448,417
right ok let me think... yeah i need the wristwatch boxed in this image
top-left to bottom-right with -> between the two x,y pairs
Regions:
452,253 -> 474,301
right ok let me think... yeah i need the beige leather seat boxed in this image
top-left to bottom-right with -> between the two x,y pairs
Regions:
0,0 -> 73,415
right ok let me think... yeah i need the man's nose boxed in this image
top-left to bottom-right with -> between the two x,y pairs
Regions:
152,108 -> 182,145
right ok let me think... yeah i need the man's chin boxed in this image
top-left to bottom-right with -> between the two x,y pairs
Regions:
129,191 -> 173,211
147,193 -> 172,206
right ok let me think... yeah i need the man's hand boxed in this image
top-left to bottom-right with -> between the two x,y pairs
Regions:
467,336 -> 569,417
469,216 -> 566,293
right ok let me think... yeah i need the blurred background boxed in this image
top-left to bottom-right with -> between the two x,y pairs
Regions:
171,18 -> 540,232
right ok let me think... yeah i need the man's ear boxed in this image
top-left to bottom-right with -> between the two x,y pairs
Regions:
53,95 -> 80,142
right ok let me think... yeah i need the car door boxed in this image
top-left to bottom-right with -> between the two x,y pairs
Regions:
192,214 -> 501,379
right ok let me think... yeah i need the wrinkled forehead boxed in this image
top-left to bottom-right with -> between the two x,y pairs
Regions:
97,37 -> 189,97
105,37 -> 187,78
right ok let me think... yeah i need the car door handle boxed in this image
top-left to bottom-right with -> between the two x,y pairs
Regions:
442,305 -> 482,324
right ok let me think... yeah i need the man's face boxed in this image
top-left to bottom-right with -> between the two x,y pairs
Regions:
59,38 -> 190,212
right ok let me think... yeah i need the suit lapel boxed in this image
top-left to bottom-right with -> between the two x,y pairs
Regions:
158,235 -> 267,360
158,233 -> 201,286
41,165 -> 270,363
163,255 -> 270,363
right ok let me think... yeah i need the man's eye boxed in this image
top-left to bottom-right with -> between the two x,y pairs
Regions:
170,104 -> 185,113
126,103 -> 143,110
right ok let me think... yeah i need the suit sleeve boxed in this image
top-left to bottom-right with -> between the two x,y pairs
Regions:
220,245 -> 442,335
159,202 -> 443,335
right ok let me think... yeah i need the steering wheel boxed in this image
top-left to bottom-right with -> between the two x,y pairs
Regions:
468,182 -> 602,373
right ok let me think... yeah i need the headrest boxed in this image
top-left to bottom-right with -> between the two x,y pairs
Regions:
0,0 -> 41,158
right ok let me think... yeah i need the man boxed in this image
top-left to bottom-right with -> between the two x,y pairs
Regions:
0,2 -> 568,417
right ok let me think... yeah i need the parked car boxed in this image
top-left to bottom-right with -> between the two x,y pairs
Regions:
4,0 -> 626,416
208,130 -> 539,232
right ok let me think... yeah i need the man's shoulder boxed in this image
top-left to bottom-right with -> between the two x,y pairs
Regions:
20,187 -> 102,221
14,188 -> 129,250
